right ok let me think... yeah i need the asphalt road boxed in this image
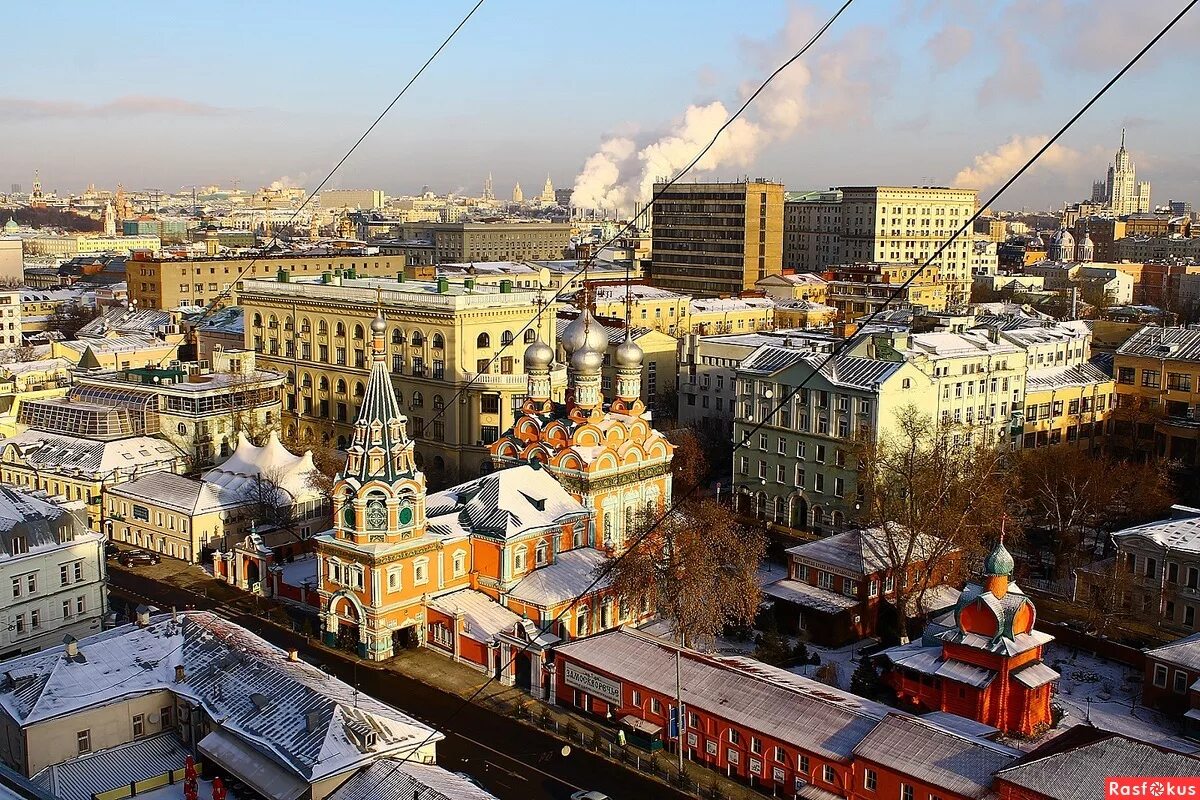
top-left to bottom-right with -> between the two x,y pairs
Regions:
107,566 -> 692,800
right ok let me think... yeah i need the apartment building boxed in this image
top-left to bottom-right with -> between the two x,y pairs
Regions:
756,272 -> 830,304
784,186 -> 978,307
126,248 -> 404,310
238,273 -> 565,485
1112,325 -> 1200,465
733,343 -> 935,531
392,221 -> 571,263
823,262 -> 948,320
0,488 -> 105,659
649,180 -> 785,296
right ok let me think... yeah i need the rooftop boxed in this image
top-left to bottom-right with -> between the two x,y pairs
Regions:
1116,324 -> 1200,361
1144,631 -> 1200,672
0,429 -> 182,477
1111,507 -> 1200,556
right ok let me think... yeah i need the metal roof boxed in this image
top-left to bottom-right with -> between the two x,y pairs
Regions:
33,732 -> 190,800
1116,325 -> 1200,361
1012,661 -> 1060,689
329,758 -> 499,800
1112,510 -> 1200,557
852,714 -> 1019,799
1145,631 -> 1200,672
1025,362 -> 1112,392
762,579 -> 858,614
507,548 -> 610,608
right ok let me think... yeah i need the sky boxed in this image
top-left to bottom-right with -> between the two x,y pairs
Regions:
2,0 -> 1198,211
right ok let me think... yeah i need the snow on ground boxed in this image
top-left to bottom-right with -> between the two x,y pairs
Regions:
1041,643 -> 1199,754
788,641 -> 866,692
279,555 -> 317,588
758,561 -> 788,585
133,779 -> 238,800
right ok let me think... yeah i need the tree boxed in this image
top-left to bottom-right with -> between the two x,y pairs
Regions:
240,467 -> 298,535
599,498 -> 765,649
850,658 -> 884,699
1078,557 -> 1139,635
855,406 -> 1010,641
47,303 -> 100,340
666,427 -> 709,497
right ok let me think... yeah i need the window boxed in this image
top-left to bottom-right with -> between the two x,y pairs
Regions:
453,551 -> 466,577
30,610 -> 39,629
77,730 -> 91,754
10,576 -> 19,598
1142,369 -> 1161,389
901,784 -> 915,800
1168,372 -> 1192,392
414,559 -> 428,585
650,697 -> 662,714
884,575 -> 894,594
798,754 -> 810,776
62,599 -> 72,619
750,736 -> 762,754
10,536 -> 26,555
133,714 -> 145,738
1152,664 -> 1168,688
823,765 -> 835,783
774,746 -> 786,762
728,729 -> 741,745
864,768 -> 878,792
77,596 -> 86,614
160,706 -> 173,728
74,562 -> 82,582
1175,670 -> 1189,694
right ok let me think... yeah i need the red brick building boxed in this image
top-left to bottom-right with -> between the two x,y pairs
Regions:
879,540 -> 1057,736
764,526 -> 961,647
1142,632 -> 1200,738
552,627 -> 1021,799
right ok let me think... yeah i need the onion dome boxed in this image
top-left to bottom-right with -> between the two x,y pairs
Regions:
1050,227 -> 1074,248
614,330 -> 643,369
561,310 -> 608,356
983,539 -> 1015,577
570,343 -> 604,375
524,338 -> 554,371
370,312 -> 387,335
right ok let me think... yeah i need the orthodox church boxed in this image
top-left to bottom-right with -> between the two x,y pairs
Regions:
878,539 -> 1058,736
311,307 -> 672,698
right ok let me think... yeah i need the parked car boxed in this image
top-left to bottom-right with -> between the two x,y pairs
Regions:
118,550 -> 161,566
570,792 -> 610,800
104,543 -> 120,559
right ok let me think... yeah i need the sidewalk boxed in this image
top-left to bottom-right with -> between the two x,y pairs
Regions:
123,559 -> 768,800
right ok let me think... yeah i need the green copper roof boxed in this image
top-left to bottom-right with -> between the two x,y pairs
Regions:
983,539 -> 1015,577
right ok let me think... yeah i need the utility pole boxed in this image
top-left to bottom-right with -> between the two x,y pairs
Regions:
675,647 -> 685,773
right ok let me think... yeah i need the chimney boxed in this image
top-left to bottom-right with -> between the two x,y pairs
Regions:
63,635 -> 78,659
135,604 -> 151,627
171,606 -> 178,623
287,648 -> 299,663
174,664 -> 186,683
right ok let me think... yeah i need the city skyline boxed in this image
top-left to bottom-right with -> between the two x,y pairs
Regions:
2,0 -> 1198,210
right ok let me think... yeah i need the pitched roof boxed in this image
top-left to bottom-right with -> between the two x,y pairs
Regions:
852,713 -> 1019,798
0,429 -> 183,478
1025,362 -> 1112,392
507,547 -> 609,607
1145,631 -> 1200,672
328,759 -> 499,800
995,733 -> 1200,800
428,589 -> 523,643
0,612 -> 439,784
107,471 -> 245,516
786,525 -> 943,576
1116,325 -> 1200,361
427,464 -> 588,542
1112,510 -> 1200,556
740,346 -> 903,391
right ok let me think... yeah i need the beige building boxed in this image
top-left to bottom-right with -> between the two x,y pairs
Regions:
688,296 -> 777,335
784,185 -> 979,308
22,234 -> 160,257
127,248 -> 404,310
0,610 -> 479,800
239,273 -> 566,486
319,188 -> 385,210
434,258 -> 636,293
390,221 -> 572,263
650,180 -> 785,296
756,272 -> 829,304
823,262 -> 948,319
0,357 -> 73,437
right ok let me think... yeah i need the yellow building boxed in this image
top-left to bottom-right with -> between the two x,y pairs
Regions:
551,315 -> 679,409
52,335 -> 182,371
22,234 -> 161,257
569,284 -> 691,336
20,289 -> 84,334
238,273 -> 566,486
0,357 -> 73,437
127,248 -> 405,310
823,263 -> 947,320
1112,325 -> 1200,465
650,180 -> 785,296
433,259 -> 636,293
688,296 -> 777,335
755,272 -> 830,304
772,299 -> 839,329
1019,362 -> 1113,449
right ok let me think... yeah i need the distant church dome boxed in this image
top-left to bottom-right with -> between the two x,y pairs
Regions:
1076,232 -> 1095,262
3,218 -> 18,234
1048,226 -> 1075,261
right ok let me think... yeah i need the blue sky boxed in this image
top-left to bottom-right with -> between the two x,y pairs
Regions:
2,0 -> 1198,209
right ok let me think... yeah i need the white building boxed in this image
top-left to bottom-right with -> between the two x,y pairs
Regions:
0,488 -> 105,659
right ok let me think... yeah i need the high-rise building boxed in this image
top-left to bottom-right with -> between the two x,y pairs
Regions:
482,172 -> 494,201
1098,129 -> 1151,215
783,186 -> 978,308
539,174 -> 555,204
512,182 -> 523,203
649,179 -> 785,297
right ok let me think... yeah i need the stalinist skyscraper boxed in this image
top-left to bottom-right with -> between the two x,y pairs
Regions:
1102,130 -> 1151,215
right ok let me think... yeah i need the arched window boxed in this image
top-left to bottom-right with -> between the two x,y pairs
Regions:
396,390 -> 404,406
432,395 -> 444,411
501,330 -> 513,346
337,435 -> 348,448
300,317 -> 311,333
268,314 -> 277,329
353,324 -> 365,340
252,313 -> 263,327
535,540 -> 548,565
336,379 -> 347,394
432,333 -> 445,349
301,373 -> 312,388
391,329 -> 402,344
319,376 -> 329,391
335,321 -> 345,337
514,546 -> 526,572
411,391 -> 424,408
477,332 -> 490,349
176,423 -> 187,435
284,316 -> 293,331
411,330 -> 424,346
318,320 -> 328,335
286,370 -> 295,385
524,329 -> 536,343
353,381 -> 365,398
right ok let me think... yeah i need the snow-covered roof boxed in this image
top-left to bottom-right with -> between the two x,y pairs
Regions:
555,628 -> 893,762
786,525 -> 945,576
106,471 -> 245,516
740,345 -> 903,391
762,579 -> 859,614
1145,631 -> 1200,672
1025,362 -> 1112,393
689,297 -> 776,313
0,612 -> 440,784
202,432 -> 320,502
328,759 -> 499,800
0,487 -> 92,555
881,642 -> 996,689
852,713 -> 1018,799
428,589 -> 523,643
0,429 -> 183,478
1112,511 -> 1200,556
0,358 -> 72,378
507,547 -> 609,608
77,307 -> 172,339
57,335 -> 171,356
1117,325 -> 1200,361
905,330 -> 1021,359
426,464 -> 588,542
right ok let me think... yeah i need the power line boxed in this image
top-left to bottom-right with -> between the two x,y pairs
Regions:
158,0 -> 486,360
410,0 -> 855,436
360,0 -> 1197,791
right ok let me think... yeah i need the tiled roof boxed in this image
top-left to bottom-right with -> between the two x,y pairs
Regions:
508,547 -> 609,607
328,759 -> 499,800
852,714 -> 1019,799
1145,631 -> 1200,672
0,612 -> 439,784
995,734 -> 1200,800
555,628 -> 892,761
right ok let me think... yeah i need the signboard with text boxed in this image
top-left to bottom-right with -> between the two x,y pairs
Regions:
563,662 -> 622,705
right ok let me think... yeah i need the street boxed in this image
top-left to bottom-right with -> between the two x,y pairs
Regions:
106,567 -> 693,800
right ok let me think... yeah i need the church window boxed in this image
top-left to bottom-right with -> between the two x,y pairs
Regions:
365,499 -> 387,531
414,558 -> 429,585
603,514 -> 613,544
501,330 -> 513,346
536,541 -> 548,566
576,606 -> 589,637
452,550 -> 466,577
514,547 -> 526,573
524,329 -> 536,343
387,567 -> 401,591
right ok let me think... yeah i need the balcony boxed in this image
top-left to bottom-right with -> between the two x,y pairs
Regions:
460,365 -> 567,388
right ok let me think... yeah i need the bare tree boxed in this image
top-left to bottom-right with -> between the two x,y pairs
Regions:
599,498 -> 765,649
1078,557 -> 1139,635
240,466 -> 298,534
47,304 -> 101,340
855,405 -> 1010,641
220,367 -> 281,446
